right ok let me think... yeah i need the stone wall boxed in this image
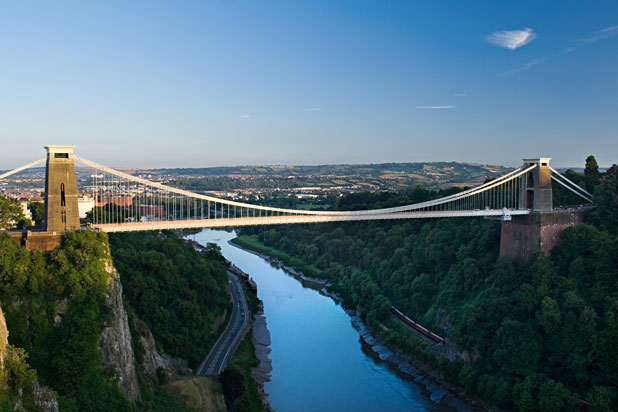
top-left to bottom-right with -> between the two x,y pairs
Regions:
500,209 -> 589,264
7,231 -> 63,252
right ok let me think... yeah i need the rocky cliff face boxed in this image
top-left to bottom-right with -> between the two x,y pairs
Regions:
32,381 -> 60,412
133,318 -> 192,378
0,307 -> 7,367
98,261 -> 140,401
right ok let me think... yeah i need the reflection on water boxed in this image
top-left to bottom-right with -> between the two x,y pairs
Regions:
191,229 -> 455,412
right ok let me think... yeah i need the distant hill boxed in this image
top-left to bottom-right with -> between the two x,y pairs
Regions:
139,162 -> 513,191
2,161 -> 515,191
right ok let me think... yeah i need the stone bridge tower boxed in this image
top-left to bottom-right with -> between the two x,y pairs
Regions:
500,157 -> 588,263
519,158 -> 553,212
44,146 -> 80,232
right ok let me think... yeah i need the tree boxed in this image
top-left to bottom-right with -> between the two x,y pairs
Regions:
27,201 -> 44,226
513,376 -> 538,412
219,368 -> 245,409
585,155 -> 601,192
538,379 -> 570,412
586,386 -> 613,412
537,297 -> 561,334
0,196 -> 24,230
588,173 -> 618,233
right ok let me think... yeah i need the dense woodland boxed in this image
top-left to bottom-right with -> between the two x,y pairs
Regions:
0,228 -> 242,412
239,156 -> 618,411
108,231 -> 265,412
0,156 -> 615,411
0,231 -> 132,411
108,231 -> 230,369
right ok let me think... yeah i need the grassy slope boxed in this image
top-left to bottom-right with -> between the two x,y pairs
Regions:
231,235 -> 324,279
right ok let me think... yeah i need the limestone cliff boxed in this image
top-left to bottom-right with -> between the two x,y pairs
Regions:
132,317 -> 192,378
98,261 -> 140,401
0,306 -> 7,367
32,381 -> 60,412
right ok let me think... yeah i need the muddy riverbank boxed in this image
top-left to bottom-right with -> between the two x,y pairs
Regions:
251,303 -> 275,412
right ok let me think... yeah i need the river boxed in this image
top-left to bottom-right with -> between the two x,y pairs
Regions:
191,228 -> 456,412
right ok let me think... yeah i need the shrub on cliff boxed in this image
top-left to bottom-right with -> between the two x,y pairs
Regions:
0,231 -> 132,411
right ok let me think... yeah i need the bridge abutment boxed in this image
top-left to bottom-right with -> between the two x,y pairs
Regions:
499,209 -> 589,264
8,230 -> 64,252
500,158 -> 591,263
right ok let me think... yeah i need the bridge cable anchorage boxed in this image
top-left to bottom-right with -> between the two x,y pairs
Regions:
0,158 -> 46,180
549,167 -> 594,203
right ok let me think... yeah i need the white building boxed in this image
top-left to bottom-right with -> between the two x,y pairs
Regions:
78,195 -> 95,219
19,201 -> 32,220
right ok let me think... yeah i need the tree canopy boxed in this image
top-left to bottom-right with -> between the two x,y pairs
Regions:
0,196 -> 25,230
240,156 -> 618,411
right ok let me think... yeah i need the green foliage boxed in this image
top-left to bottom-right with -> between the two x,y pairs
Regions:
27,201 -> 44,226
226,328 -> 263,412
0,345 -> 38,408
150,390 -> 198,412
219,368 -> 245,409
108,231 -> 230,368
0,196 -> 25,230
588,171 -> 618,233
0,230 -> 132,411
84,204 -> 137,224
232,234 -> 324,279
585,155 -> 601,192
240,165 -> 618,411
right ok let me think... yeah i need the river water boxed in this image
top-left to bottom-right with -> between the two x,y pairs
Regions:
192,229 -> 454,412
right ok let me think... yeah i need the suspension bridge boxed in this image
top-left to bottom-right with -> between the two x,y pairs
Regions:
1,146 -> 594,261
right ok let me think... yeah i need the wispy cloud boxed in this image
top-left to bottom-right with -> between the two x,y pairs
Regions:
453,93 -> 466,97
560,26 -> 618,54
497,25 -> 618,76
236,114 -> 252,119
304,107 -> 323,112
501,58 -> 546,76
485,28 -> 537,50
572,25 -> 618,46
416,105 -> 456,110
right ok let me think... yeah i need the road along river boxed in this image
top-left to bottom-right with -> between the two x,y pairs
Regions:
191,228 -> 458,412
197,270 -> 250,375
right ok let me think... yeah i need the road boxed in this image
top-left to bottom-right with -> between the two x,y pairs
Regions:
197,270 -> 250,375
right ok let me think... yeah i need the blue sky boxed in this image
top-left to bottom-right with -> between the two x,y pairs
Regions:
1,1 -> 617,168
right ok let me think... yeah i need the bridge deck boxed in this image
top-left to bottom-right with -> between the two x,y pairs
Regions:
93,209 -> 530,232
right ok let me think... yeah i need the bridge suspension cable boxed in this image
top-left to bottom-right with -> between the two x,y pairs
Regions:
1,152 -> 595,232
346,164 -> 537,215
69,155 -> 543,232
0,158 -> 46,180
549,166 -> 594,203
75,155 -> 538,221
